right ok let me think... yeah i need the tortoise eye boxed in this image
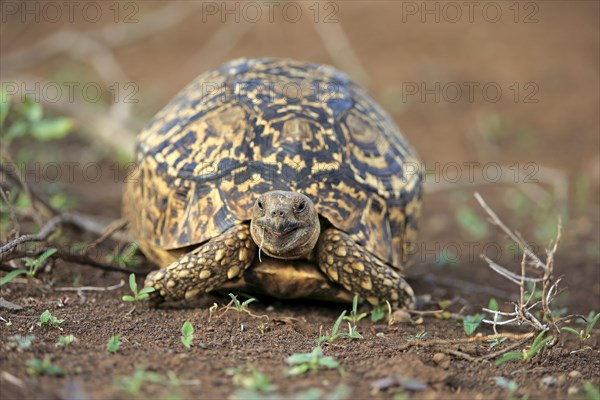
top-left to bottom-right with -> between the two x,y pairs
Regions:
296,201 -> 306,213
257,200 -> 264,210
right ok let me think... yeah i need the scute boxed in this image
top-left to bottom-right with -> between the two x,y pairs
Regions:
123,58 -> 422,269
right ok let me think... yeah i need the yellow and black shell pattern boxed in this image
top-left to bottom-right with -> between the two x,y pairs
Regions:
123,58 -> 422,270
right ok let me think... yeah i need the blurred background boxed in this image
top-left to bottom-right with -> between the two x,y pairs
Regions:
1,1 -> 599,308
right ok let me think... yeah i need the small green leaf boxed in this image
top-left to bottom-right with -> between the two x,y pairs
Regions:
242,298 -> 257,307
107,334 -> 122,353
455,206 -> 489,239
493,376 -> 518,393
57,335 -> 76,347
26,356 -> 64,376
0,269 -> 28,286
488,298 -> 498,311
129,274 -> 137,294
495,351 -> 523,365
371,304 -> 386,322
22,99 -> 43,122
463,314 -> 484,336
286,364 -> 310,376
30,117 -> 74,141
287,352 -> 313,365
331,311 -> 346,336
38,309 -> 63,327
583,381 -> 600,400
586,312 -> 600,337
138,286 -> 156,296
561,327 -> 581,336
181,320 -> 194,349
122,295 -> 135,302
318,356 -> 341,369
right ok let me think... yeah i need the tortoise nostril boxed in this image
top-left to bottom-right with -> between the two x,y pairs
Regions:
269,209 -> 287,218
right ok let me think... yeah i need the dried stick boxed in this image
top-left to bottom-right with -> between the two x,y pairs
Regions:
54,280 -> 125,292
475,192 -> 563,347
396,332 -> 533,351
0,215 -> 66,254
82,219 -> 128,255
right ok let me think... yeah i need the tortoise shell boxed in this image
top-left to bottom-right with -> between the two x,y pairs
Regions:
123,58 -> 422,270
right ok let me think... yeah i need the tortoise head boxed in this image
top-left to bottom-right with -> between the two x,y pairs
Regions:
250,191 -> 320,260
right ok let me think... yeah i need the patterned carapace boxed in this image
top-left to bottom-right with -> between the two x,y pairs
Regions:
124,58 -> 422,273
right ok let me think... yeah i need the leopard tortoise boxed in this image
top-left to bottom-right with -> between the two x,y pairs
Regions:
123,58 -> 423,308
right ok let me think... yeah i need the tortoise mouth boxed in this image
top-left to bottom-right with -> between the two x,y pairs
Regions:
252,222 -> 314,259
259,220 -> 301,236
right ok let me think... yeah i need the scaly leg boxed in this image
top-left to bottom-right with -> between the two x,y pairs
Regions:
145,224 -> 256,302
316,228 -> 415,308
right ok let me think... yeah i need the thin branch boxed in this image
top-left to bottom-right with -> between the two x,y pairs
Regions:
54,280 -> 125,292
479,334 -> 534,361
0,215 -> 66,254
396,332 -> 533,352
78,219 -> 129,259
474,192 -> 545,269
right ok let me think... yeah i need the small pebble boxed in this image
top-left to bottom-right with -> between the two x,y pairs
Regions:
432,352 -> 451,369
568,370 -> 582,379
432,353 -> 447,364
540,376 -> 557,388
568,386 -> 579,395
558,374 -> 566,385
392,310 -> 412,323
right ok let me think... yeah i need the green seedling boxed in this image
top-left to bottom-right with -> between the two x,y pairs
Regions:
181,320 -> 194,349
286,347 -> 343,377
1,93 -> 74,145
493,377 -> 519,397
114,243 -> 140,268
562,311 -> 599,347
26,356 -> 64,376
122,273 -> 155,302
455,206 -> 489,240
23,248 -> 58,277
462,313 -> 484,336
433,300 -> 452,320
8,334 -> 35,350
107,334 -> 122,353
57,335 -> 76,347
486,336 -> 508,349
229,365 -> 275,394
38,309 -> 64,327
0,248 -> 57,285
49,193 -> 78,210
495,331 -> 553,365
117,366 -> 165,396
343,296 -> 368,325
346,324 -> 363,340
316,311 -> 346,344
371,303 -> 386,322
404,331 -> 428,342
228,293 -> 257,312
583,381 -> 600,400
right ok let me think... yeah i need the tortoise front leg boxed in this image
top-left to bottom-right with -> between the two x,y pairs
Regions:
145,225 -> 256,302
316,228 -> 415,308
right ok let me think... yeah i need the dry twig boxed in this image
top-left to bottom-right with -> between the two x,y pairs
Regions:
474,192 -> 563,347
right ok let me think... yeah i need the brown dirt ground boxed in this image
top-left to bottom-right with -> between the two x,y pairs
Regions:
1,1 -> 599,399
